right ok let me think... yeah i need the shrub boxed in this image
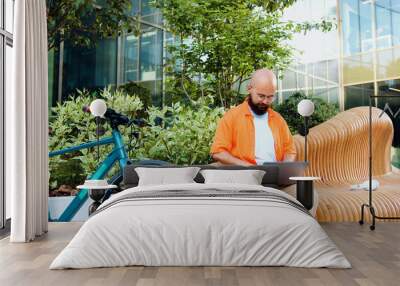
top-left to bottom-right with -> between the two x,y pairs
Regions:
118,81 -> 152,114
393,148 -> 400,169
133,97 -> 225,165
274,92 -> 339,134
48,90 -> 223,190
49,88 -> 143,190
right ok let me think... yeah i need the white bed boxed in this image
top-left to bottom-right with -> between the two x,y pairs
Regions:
50,183 -> 350,269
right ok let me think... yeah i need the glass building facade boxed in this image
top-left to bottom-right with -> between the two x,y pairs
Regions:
278,0 -> 340,105
341,0 -> 400,109
340,0 -> 400,158
279,0 -> 400,110
279,0 -> 400,165
49,0 -> 168,107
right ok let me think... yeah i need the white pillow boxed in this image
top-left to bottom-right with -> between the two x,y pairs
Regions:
200,169 -> 266,185
135,167 -> 200,186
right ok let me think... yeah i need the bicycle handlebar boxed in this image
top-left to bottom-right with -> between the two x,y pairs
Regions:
82,106 -> 91,114
83,105 -> 144,129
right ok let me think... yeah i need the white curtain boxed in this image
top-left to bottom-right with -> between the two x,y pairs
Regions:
7,0 -> 49,242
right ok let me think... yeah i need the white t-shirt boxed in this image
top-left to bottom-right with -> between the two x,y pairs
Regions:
250,109 -> 276,164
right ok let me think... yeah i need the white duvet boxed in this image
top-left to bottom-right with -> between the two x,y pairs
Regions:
50,183 -> 350,269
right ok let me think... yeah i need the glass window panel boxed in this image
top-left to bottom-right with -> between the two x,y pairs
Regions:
360,0 -> 373,52
377,79 -> 400,96
164,32 -> 175,61
391,1 -> 400,46
5,0 -> 14,33
130,0 -> 140,15
165,32 -> 174,41
377,79 -> 400,148
140,0 -> 162,25
313,61 -> 328,89
62,38 -> 117,99
62,44 -> 86,98
282,70 -> 296,90
327,87 -> 339,104
139,79 -> 163,106
140,25 -> 163,82
141,13 -> 163,26
326,0 -> 337,17
281,91 -> 294,101
327,60 -> 339,83
341,0 -> 361,56
343,52 -> 374,85
375,0 -> 392,49
296,72 -> 306,89
94,38 -> 117,87
307,62 -> 314,85
344,82 -> 374,110
376,46 -> 400,80
313,87 -> 329,102
141,0 -> 158,16
48,48 -> 56,109
296,63 -> 306,73
313,78 -> 327,89
313,61 -> 327,80
293,64 -> 306,89
124,34 -> 139,82
154,79 -> 163,106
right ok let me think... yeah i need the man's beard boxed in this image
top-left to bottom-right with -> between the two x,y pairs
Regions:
248,96 -> 269,115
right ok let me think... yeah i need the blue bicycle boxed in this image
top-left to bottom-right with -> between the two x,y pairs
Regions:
49,102 -> 169,222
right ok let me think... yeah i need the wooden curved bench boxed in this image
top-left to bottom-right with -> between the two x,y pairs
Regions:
283,107 -> 400,222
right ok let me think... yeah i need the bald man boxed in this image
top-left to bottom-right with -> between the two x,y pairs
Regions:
210,69 -> 296,166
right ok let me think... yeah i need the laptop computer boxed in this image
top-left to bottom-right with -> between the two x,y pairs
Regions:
262,161 -> 308,186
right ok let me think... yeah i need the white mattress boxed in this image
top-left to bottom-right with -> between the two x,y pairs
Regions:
50,183 -> 350,269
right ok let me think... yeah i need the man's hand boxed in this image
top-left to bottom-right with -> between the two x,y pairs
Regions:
212,151 -> 253,166
283,154 -> 296,162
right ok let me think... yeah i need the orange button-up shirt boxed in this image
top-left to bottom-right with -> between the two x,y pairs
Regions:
210,100 -> 296,164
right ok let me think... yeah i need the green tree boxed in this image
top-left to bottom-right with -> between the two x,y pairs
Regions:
155,0 -> 334,108
47,0 -> 139,50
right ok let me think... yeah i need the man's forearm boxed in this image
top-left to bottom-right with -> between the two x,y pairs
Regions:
212,151 -> 252,166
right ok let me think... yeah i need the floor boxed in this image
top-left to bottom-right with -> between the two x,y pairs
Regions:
0,222 -> 399,286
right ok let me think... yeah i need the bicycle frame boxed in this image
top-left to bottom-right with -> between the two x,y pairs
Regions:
49,129 -> 129,222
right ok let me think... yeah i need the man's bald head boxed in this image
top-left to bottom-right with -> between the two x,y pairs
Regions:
248,69 -> 277,90
247,69 -> 277,115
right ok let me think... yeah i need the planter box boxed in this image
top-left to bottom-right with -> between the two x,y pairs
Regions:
48,196 -> 93,222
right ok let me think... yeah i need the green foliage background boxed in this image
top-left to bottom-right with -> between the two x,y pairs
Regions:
47,0 -> 138,50
274,92 -> 339,134
49,88 -> 142,189
156,0 -> 334,108
136,99 -> 225,165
